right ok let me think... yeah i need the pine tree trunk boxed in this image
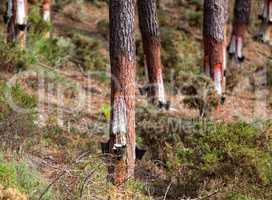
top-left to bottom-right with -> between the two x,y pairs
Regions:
228,0 -> 251,63
6,0 -> 28,48
6,0 -> 16,43
42,0 -> 51,22
257,0 -> 272,44
203,0 -> 228,96
138,0 -> 167,107
42,0 -> 51,37
109,0 -> 136,186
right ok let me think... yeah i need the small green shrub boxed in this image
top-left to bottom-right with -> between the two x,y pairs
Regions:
0,82 -> 37,119
71,32 -> 108,72
0,82 -> 37,151
227,193 -> 257,200
0,154 -> 54,200
137,111 -> 272,198
160,27 -> 201,81
96,19 -> 109,39
100,104 -> 111,120
185,10 -> 202,26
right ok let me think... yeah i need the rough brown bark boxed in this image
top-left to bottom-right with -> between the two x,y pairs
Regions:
228,0 -> 251,62
6,0 -> 28,48
6,0 -> 16,43
203,0 -> 228,96
138,0 -> 167,106
41,0 -> 51,37
109,0 -> 136,186
42,0 -> 51,22
257,0 -> 272,44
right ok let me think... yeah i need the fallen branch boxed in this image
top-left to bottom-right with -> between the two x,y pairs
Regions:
79,169 -> 96,198
38,169 -> 67,200
163,181 -> 173,200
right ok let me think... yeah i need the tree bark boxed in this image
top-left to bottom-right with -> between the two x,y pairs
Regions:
138,0 -> 167,107
41,0 -> 51,38
228,0 -> 251,63
6,0 -> 16,43
109,0 -> 136,186
42,0 -> 51,22
6,0 -> 28,48
257,0 -> 272,44
203,0 -> 228,96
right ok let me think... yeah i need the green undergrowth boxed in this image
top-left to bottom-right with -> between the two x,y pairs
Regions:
0,82 -> 37,119
0,153 -> 54,200
159,8 -> 202,82
70,32 -> 108,72
137,109 -> 272,199
0,81 -> 37,152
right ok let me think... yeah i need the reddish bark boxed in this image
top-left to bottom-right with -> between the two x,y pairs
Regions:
138,0 -> 167,107
42,0 -> 51,22
257,0 -> 272,44
228,0 -> 251,63
7,0 -> 16,43
142,38 -> 165,104
109,0 -> 136,186
6,0 -> 28,48
203,0 -> 228,96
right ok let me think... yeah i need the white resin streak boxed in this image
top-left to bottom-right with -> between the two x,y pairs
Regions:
269,1 -> 272,22
228,36 -> 236,55
43,10 -> 50,22
214,68 -> 222,95
236,37 -> 243,58
158,76 -> 166,103
16,0 -> 26,25
112,96 -> 127,146
263,25 -> 271,42
7,0 -> 13,18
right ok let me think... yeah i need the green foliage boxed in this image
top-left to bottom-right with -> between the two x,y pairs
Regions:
160,27 -> 201,80
0,5 -> 74,71
0,82 -> 37,120
28,6 -> 74,66
96,19 -> 109,39
100,104 -> 111,120
174,72 -> 220,116
0,37 -> 34,71
137,111 -> 272,198
0,82 -> 37,151
71,32 -> 108,72
227,193 -> 257,200
88,0 -> 108,7
185,10 -> 202,26
28,6 -> 52,37
0,154 -> 54,199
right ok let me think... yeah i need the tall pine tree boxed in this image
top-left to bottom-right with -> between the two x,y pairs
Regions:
228,0 -> 251,63
257,0 -> 272,44
203,0 -> 228,96
108,0 -> 136,185
6,0 -> 28,48
138,0 -> 168,109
